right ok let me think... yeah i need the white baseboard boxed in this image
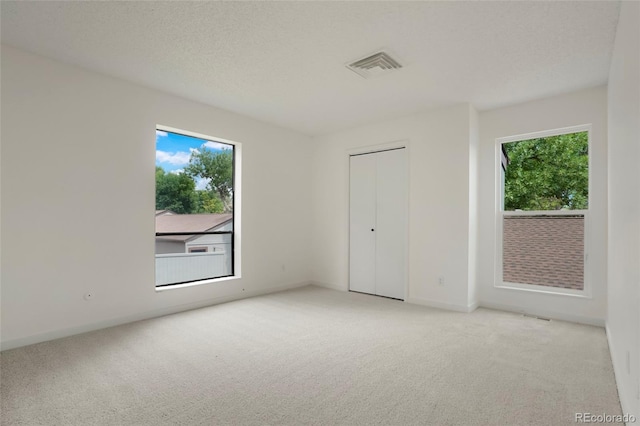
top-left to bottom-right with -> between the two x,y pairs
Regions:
0,281 -> 311,352
606,324 -> 636,420
311,285 -> 478,313
308,281 -> 347,292
405,296 -> 477,313
478,301 -> 605,327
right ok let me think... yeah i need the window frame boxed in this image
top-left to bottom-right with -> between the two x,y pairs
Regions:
155,125 -> 241,291
494,124 -> 592,298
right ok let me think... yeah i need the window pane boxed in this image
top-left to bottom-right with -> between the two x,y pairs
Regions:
503,131 -> 588,211
501,130 -> 588,291
503,215 -> 584,290
155,129 -> 234,286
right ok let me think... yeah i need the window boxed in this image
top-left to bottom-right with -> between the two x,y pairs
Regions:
497,126 -> 589,294
188,247 -> 208,253
155,127 -> 237,288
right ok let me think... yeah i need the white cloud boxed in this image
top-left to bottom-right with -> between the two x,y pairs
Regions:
156,130 -> 168,137
170,169 -> 184,175
156,150 -> 191,165
203,141 -> 230,151
195,177 -> 211,191
190,147 -> 200,155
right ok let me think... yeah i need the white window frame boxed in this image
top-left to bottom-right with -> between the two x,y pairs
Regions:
494,124 -> 591,298
155,125 -> 242,291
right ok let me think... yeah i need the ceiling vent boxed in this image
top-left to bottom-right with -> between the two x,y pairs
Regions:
347,51 -> 403,79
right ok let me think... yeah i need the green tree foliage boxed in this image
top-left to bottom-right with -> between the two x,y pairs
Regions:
184,147 -> 233,212
195,190 -> 225,213
503,131 -> 588,211
155,167 -> 197,213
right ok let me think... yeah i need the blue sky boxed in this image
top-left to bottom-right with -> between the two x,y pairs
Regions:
156,129 -> 231,190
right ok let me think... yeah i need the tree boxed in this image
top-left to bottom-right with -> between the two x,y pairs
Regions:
155,166 -> 197,213
194,190 -> 225,213
503,132 -> 588,211
184,147 -> 233,212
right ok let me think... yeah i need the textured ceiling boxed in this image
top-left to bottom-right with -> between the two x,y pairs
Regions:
0,1 -> 620,136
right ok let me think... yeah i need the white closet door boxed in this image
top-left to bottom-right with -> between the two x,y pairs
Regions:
350,148 -> 407,300
349,154 -> 377,295
374,148 -> 407,300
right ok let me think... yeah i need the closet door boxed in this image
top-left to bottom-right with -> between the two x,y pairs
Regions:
349,154 -> 377,295
374,149 -> 407,300
349,148 -> 407,300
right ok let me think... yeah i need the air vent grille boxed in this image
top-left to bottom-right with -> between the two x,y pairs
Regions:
347,51 -> 403,79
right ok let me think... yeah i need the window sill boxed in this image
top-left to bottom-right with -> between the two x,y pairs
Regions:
494,281 -> 591,299
155,275 -> 240,292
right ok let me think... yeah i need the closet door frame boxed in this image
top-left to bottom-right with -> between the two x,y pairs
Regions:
346,140 -> 410,300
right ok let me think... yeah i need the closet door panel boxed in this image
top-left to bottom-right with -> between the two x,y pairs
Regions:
349,154 -> 377,295
375,149 -> 407,300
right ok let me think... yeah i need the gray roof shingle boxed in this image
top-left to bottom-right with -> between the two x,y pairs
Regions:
156,213 -> 232,242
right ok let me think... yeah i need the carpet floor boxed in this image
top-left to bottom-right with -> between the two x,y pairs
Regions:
1,286 -> 621,425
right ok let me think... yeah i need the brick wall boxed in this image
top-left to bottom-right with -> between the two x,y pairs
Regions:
503,216 -> 584,290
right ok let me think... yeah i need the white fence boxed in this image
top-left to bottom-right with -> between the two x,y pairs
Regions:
155,251 -> 231,286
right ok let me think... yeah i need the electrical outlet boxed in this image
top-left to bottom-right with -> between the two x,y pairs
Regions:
438,276 -> 445,286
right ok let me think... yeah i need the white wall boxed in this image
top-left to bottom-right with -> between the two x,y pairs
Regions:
606,1 -> 640,418
311,104 -> 476,312
477,86 -> 608,325
0,46 -> 314,349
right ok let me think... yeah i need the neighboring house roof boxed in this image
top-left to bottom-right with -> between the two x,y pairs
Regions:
155,210 -> 176,216
503,215 -> 584,290
156,213 -> 232,242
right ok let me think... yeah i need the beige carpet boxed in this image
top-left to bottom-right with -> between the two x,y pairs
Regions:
1,286 -> 621,425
